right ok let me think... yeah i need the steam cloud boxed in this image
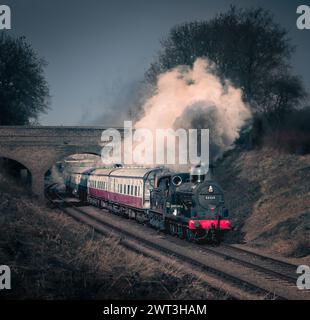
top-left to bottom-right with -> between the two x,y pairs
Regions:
135,58 -> 251,162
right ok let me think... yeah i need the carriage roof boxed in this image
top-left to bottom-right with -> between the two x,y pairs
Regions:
89,168 -> 118,176
67,167 -> 94,174
88,167 -> 164,179
109,168 -> 153,178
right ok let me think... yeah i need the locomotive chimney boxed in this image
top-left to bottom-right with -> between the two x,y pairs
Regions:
190,163 -> 207,183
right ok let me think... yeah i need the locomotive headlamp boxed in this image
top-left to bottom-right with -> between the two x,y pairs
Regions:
208,185 -> 214,193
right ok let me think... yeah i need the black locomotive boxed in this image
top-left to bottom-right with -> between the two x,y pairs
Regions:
149,165 -> 231,242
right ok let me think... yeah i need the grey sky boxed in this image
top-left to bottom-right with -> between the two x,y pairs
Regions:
4,0 -> 310,126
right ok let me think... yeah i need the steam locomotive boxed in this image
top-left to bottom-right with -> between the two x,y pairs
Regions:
64,165 -> 231,243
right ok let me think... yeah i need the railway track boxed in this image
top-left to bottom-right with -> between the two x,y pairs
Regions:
199,244 -> 298,284
45,184 -> 309,300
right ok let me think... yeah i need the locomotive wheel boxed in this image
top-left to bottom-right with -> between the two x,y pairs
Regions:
178,226 -> 186,239
186,229 -> 196,242
169,223 -> 177,236
207,228 -> 220,245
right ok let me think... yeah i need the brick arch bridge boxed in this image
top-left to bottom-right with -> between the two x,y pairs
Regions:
0,126 -> 123,198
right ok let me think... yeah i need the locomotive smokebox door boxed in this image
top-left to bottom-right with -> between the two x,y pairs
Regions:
194,183 -> 224,211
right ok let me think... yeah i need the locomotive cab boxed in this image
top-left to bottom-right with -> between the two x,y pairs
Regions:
151,172 -> 190,214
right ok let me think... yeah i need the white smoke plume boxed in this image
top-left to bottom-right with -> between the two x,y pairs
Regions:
135,58 -> 251,162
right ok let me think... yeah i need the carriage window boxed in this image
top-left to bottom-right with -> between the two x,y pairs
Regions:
134,186 -> 137,196
127,185 -> 130,194
120,184 -> 122,193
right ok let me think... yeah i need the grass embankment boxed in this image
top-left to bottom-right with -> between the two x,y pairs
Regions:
216,148 -> 310,259
0,174 -> 222,299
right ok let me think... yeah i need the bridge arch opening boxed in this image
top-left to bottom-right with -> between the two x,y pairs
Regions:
0,157 -> 32,191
